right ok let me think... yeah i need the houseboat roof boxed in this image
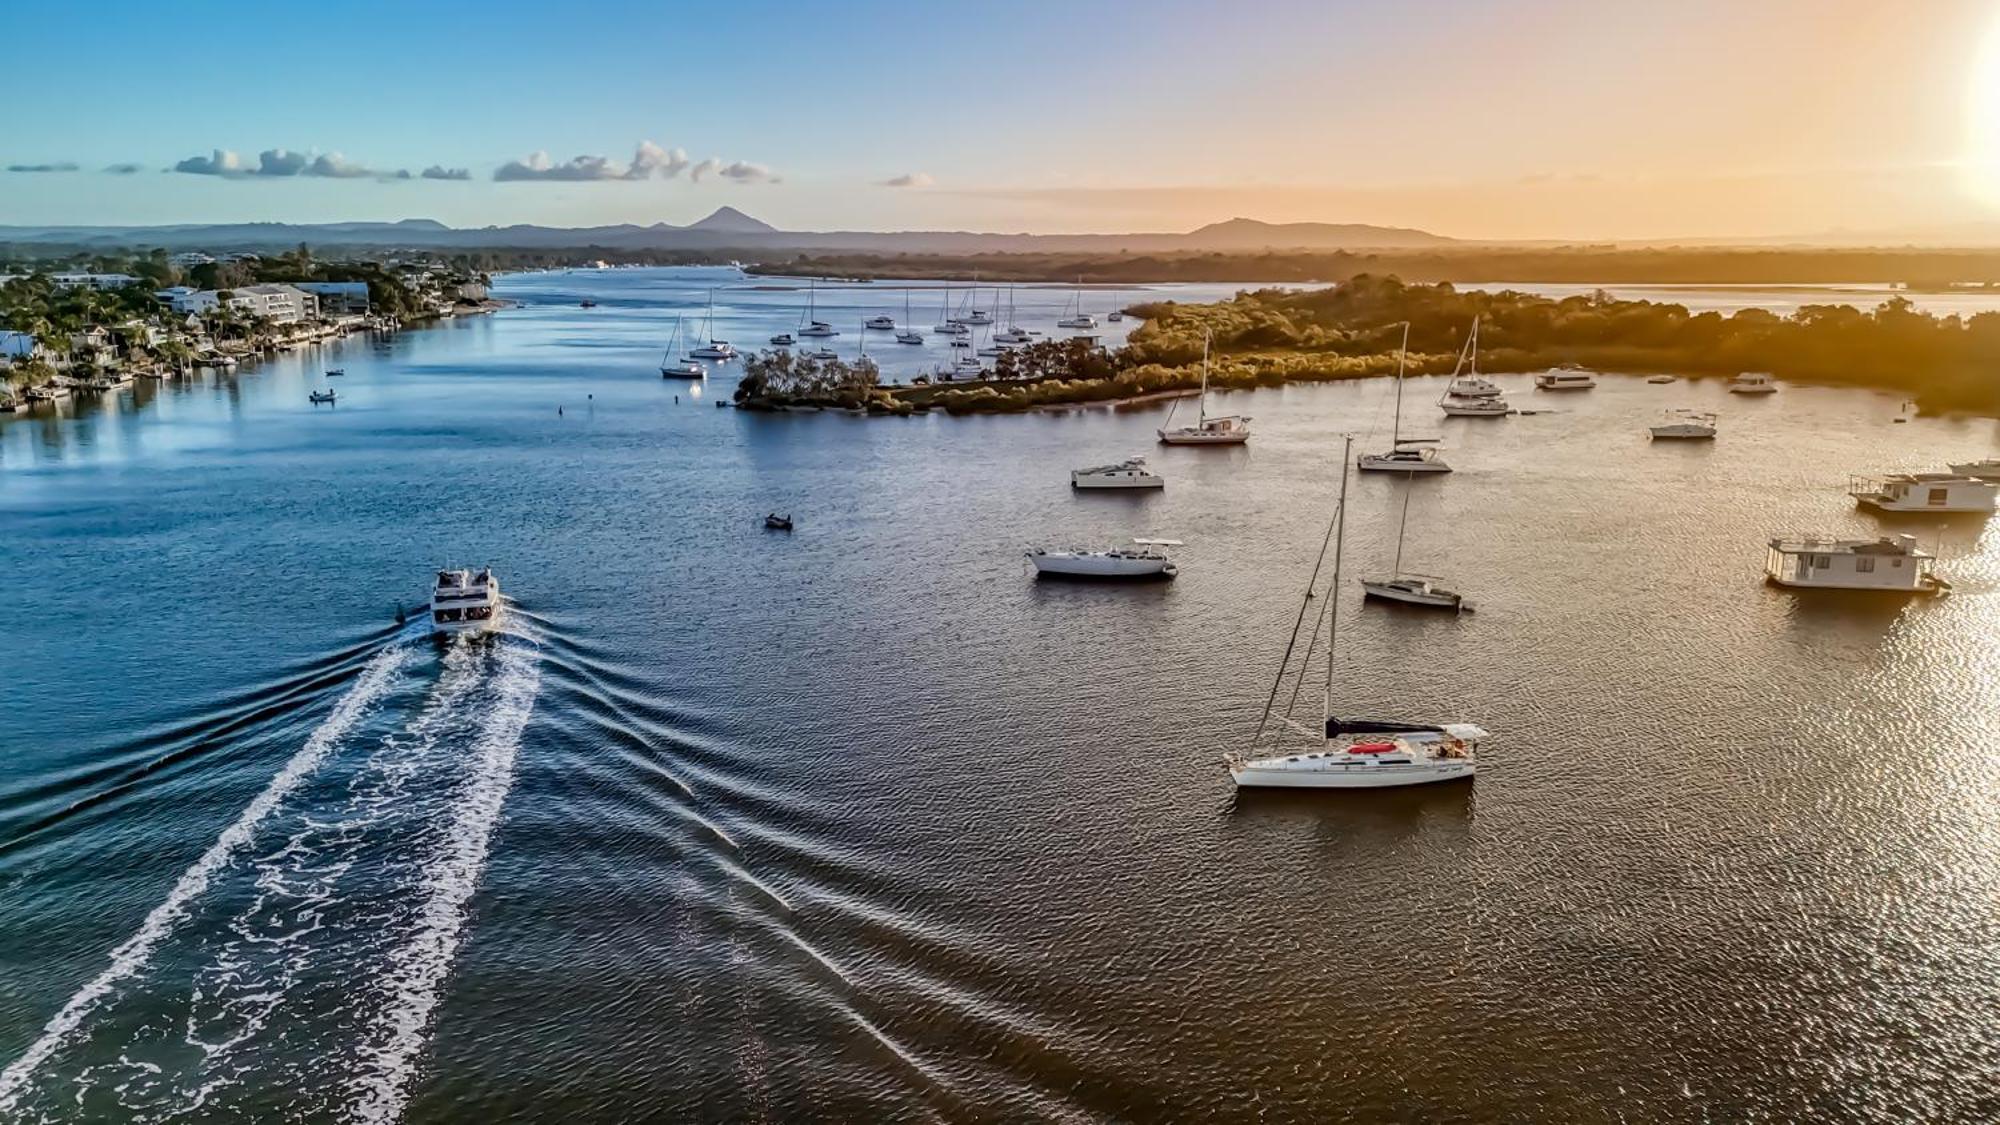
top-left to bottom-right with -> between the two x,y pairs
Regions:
1768,534 -> 1932,558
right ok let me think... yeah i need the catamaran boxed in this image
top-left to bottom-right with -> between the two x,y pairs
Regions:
1360,323 -> 1451,472
1227,436 -> 1486,789
661,316 -> 705,378
1157,332 -> 1250,445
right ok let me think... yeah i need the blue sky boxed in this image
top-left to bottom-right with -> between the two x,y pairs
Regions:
4,0 -> 1999,237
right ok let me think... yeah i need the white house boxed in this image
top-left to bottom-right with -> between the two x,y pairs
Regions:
155,286 -> 220,315
226,284 -> 319,324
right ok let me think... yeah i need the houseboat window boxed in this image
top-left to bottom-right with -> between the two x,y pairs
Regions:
1856,557 -> 1875,573
1928,489 -> 1948,506
1810,555 -> 1829,568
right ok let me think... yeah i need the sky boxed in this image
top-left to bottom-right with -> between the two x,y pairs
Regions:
5,0 -> 2000,240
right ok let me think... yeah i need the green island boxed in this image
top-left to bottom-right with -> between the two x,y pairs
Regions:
732,274 -> 2000,417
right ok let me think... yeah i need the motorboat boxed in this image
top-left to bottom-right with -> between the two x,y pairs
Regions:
1649,409 -> 1716,439
1729,371 -> 1778,394
765,513 -> 794,531
769,332 -> 796,347
977,344 -> 1008,358
579,300 -> 597,308
994,327 -> 1032,344
896,329 -> 925,345
1849,473 -> 1998,514
1359,323 -> 1448,471
431,567 -> 502,635
1157,333 -> 1249,445
1227,435 -> 1485,789
308,390 -> 337,404
1071,457 -> 1165,490
1764,534 -> 1948,593
865,315 -> 895,330
1534,364 -> 1597,390
661,317 -> 705,378
1948,458 -> 2000,481
951,356 -> 984,378
1027,539 -> 1180,580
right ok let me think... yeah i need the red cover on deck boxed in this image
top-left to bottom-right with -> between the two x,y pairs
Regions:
1349,742 -> 1396,755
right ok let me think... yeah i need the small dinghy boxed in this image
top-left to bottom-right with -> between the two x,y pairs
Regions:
325,368 -> 345,376
765,513 -> 794,531
308,390 -> 337,404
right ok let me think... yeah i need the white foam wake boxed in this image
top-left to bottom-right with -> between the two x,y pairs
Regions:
345,642 -> 539,1124
0,645 -> 409,1114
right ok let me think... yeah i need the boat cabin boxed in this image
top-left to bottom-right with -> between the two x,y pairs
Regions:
1849,473 -> 1999,514
1764,534 -> 1947,593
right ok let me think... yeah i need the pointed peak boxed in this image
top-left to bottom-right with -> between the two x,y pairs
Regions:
686,206 -> 776,234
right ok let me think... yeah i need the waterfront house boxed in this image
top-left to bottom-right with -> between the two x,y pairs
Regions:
69,326 -> 112,353
50,271 -> 140,290
225,284 -> 320,324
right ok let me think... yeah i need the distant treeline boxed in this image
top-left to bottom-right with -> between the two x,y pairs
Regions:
746,248 -> 2000,287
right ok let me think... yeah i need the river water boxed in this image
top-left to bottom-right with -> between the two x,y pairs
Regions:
3,268 -> 1998,1122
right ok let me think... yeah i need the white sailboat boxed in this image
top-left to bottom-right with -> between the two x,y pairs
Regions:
896,289 -> 925,344
1107,290 -> 1124,323
933,285 -> 965,334
1360,323 -> 1451,473
1437,318 -> 1507,416
1156,332 -> 1250,445
690,290 -> 737,360
994,285 -> 1032,343
1227,436 -> 1485,789
1027,539 -> 1180,580
1057,276 -> 1097,329
960,275 -> 993,325
1361,485 -> 1470,611
798,278 -> 838,337
660,316 -> 705,378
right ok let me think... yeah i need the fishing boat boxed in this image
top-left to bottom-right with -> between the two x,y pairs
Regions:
1361,484 -> 1470,611
1027,539 -> 1180,580
690,290 -> 737,359
661,317 -> 705,378
1071,457 -> 1164,490
1534,364 -> 1597,391
1157,333 -> 1250,445
1227,436 -> 1485,789
308,390 -> 337,404
1728,371 -> 1778,394
1359,323 -> 1450,472
431,567 -> 503,635
1649,409 -> 1716,440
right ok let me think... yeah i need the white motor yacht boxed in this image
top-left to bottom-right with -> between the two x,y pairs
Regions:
896,329 -> 925,345
431,567 -> 503,635
1157,333 -> 1250,445
1948,458 -> 2000,481
799,321 -> 839,338
1534,364 -> 1597,390
1729,371 -> 1778,394
1071,457 -> 1165,490
1228,435 -> 1486,789
1849,473 -> 1998,513
865,315 -> 895,330
994,327 -> 1032,344
768,332 -> 796,347
807,347 -> 839,361
1649,409 -> 1716,439
1446,376 -> 1502,398
1027,539 -> 1180,580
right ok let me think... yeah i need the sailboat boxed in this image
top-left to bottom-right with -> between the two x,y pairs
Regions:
1361,485 -> 1470,611
896,289 -> 925,344
994,285 -> 1032,344
660,316 -> 705,378
689,291 -> 737,360
960,275 -> 993,325
798,278 -> 838,337
1437,319 -> 1507,416
1226,435 -> 1486,789
1107,290 -> 1124,323
1057,276 -> 1097,329
1156,332 -> 1250,445
933,284 -> 965,334
1358,323 -> 1450,472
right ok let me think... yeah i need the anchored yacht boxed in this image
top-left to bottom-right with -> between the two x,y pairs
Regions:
769,332 -> 796,346
1361,323 -> 1450,471
662,317 -> 705,378
1729,371 -> 1778,394
1850,473 -> 1998,513
1071,457 -> 1165,489
1228,435 -> 1486,789
690,290 -> 736,359
1649,409 -> 1716,440
1157,333 -> 1250,445
1446,376 -> 1502,399
1765,534 -> 1947,593
1027,539 -> 1180,580
431,568 -> 503,635
865,314 -> 895,330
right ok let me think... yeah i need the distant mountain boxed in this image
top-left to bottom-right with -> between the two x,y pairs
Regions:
0,211 -> 1456,254
686,206 -> 776,235
1183,217 -> 1453,250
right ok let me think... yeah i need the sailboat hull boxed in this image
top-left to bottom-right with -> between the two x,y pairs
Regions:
1361,580 -> 1466,610
1228,759 -> 1476,788
1157,430 -> 1249,445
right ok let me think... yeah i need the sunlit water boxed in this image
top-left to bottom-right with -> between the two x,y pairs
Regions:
3,268 -> 1998,1122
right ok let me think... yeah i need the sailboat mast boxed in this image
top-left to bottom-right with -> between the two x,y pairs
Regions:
1324,435 -> 1354,728
1199,331 -> 1211,426
1393,484 -> 1411,578
1390,321 -> 1409,444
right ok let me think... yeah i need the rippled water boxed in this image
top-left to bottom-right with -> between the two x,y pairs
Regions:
3,268 -> 1999,1122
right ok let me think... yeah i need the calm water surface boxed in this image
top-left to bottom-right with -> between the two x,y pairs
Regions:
3,268 -> 1999,1122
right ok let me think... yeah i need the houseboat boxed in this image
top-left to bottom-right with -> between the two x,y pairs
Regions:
1534,364 -> 1598,390
1849,473 -> 1998,514
1764,534 -> 1947,594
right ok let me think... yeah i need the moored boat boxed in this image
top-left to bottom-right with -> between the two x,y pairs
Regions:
1649,409 -> 1717,440
1157,333 -> 1250,445
1764,534 -> 1947,593
1534,364 -> 1597,390
1849,473 -> 1998,514
1027,539 -> 1180,580
1728,371 -> 1778,394
1071,457 -> 1164,489
431,567 -> 503,635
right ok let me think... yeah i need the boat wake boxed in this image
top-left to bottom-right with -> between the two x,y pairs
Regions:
0,634 -> 540,1123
